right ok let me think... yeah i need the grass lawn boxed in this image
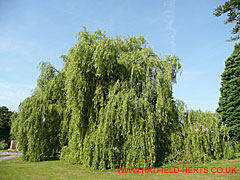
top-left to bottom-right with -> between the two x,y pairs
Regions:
0,157 -> 240,180
0,154 -> 10,158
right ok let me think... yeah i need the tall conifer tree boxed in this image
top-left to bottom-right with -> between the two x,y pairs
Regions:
217,43 -> 240,141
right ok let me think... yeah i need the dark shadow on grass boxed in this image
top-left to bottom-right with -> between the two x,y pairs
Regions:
41,156 -> 59,161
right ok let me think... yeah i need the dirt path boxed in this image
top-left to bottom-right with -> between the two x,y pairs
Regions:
0,152 -> 22,162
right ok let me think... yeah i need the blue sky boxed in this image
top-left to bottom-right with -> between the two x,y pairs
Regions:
0,0 -> 236,112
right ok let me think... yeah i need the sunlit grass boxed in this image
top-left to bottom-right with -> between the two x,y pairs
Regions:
0,157 -> 240,180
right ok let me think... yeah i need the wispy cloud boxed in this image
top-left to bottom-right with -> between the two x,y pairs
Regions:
163,0 -> 176,53
0,35 -> 41,64
0,82 -> 35,111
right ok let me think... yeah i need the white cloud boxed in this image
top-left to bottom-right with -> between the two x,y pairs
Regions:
163,0 -> 176,53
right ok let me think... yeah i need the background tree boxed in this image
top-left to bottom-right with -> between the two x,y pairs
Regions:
217,43 -> 240,141
0,106 -> 13,145
0,140 -> 8,150
213,0 -> 240,41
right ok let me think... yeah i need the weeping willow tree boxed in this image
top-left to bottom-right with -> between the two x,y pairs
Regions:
167,101 -> 238,164
59,29 -> 181,169
11,62 -> 67,161
11,28 -> 237,169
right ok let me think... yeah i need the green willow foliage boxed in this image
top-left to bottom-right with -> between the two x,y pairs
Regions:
11,62 -> 67,161
11,29 -> 236,169
167,101 -> 238,164
60,29 -> 181,169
